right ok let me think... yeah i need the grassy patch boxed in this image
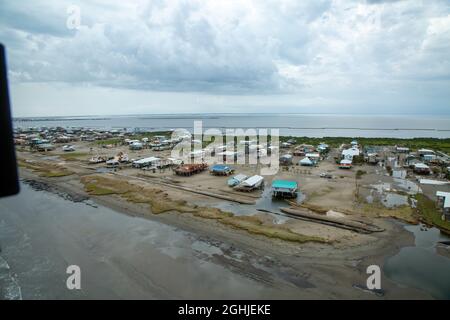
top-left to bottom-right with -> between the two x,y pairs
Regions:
415,194 -> 450,233
356,170 -> 367,179
220,215 -> 327,243
18,159 -> 73,178
94,138 -> 123,146
359,202 -> 418,224
81,175 -> 194,214
57,152 -> 89,161
307,186 -> 334,200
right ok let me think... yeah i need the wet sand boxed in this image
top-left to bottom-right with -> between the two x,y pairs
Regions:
0,168 -> 432,299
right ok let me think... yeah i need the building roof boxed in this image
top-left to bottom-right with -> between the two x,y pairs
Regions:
342,148 -> 360,158
305,153 -> 320,158
272,180 -> 298,190
299,157 -> 313,165
420,179 -> 448,185
217,151 -> 236,156
133,157 -> 160,164
414,163 -> 430,169
230,174 -> 247,182
436,191 -> 450,197
445,197 -> 450,209
418,149 -> 435,153
242,175 -> 264,187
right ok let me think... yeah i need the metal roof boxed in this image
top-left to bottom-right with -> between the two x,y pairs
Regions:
305,153 -> 320,158
242,175 -> 264,187
230,174 -> 247,182
133,157 -> 160,164
299,157 -> 313,164
272,180 -> 298,189
445,197 -> 450,209
436,191 -> 450,197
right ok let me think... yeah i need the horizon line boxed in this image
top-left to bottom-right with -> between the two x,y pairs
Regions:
13,111 -> 450,119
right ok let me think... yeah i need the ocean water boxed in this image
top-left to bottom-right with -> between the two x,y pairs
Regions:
13,113 -> 450,138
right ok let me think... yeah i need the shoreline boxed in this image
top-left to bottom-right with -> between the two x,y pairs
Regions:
17,168 -> 432,299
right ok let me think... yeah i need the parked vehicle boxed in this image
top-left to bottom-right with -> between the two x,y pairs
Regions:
319,172 -> 333,179
62,145 -> 75,152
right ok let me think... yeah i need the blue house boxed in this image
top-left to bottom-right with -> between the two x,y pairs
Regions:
271,180 -> 298,198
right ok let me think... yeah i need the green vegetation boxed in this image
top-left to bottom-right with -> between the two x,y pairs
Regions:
94,131 -> 173,146
358,202 -> 418,224
279,136 -> 450,154
352,155 -> 365,165
386,165 -> 393,176
415,194 -> 450,234
220,215 -> 327,243
355,170 -> 367,179
133,131 -> 172,140
94,138 -> 122,146
58,152 -> 89,161
18,159 -> 73,178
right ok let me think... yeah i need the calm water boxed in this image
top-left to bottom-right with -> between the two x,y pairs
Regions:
14,113 -> 450,138
384,224 -> 450,299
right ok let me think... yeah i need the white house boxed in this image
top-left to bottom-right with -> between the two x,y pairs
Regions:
132,157 -> 161,168
342,147 -> 360,160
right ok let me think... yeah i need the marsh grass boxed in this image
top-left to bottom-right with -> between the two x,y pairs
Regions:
18,159 -> 73,178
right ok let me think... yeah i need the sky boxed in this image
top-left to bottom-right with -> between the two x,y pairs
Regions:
1,0 -> 450,117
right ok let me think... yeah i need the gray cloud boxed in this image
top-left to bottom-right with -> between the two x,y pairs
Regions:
1,0 -> 450,115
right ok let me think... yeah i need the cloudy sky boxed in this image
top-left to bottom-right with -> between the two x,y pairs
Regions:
1,0 -> 449,117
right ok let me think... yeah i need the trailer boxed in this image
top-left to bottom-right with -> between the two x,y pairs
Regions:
174,163 -> 208,176
132,156 -> 161,168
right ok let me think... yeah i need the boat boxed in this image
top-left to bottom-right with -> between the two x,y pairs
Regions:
227,174 -> 248,187
234,175 -> 264,191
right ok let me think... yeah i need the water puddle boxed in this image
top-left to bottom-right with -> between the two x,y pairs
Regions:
393,178 -> 421,195
384,224 -> 450,299
40,156 -> 60,161
95,167 -> 114,173
382,193 -> 409,208
212,186 -> 305,224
